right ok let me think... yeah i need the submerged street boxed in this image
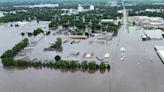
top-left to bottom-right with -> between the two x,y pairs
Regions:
110,25 -> 164,92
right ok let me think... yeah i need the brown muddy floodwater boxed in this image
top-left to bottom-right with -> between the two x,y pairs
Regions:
1,21 -> 164,92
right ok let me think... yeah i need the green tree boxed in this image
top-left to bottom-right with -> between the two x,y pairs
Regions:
1,58 -> 14,66
88,61 -> 97,70
81,61 -> 88,69
69,61 -> 78,69
99,62 -> 106,70
51,38 -> 62,51
49,21 -> 58,30
33,28 -> 44,36
54,55 -> 61,61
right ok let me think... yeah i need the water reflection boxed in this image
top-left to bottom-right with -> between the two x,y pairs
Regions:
112,29 -> 118,37
3,66 -> 107,74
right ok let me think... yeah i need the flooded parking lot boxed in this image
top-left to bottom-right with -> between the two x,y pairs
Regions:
19,32 -> 113,63
1,21 -> 164,92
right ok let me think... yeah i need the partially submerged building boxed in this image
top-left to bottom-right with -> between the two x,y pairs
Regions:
101,19 -> 114,23
15,21 -> 29,26
104,53 -> 110,58
68,35 -> 87,40
97,33 -> 113,41
129,16 -> 164,29
155,46 -> 164,63
144,29 -> 164,40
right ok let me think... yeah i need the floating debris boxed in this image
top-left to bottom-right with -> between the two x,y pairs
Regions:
120,47 -> 126,52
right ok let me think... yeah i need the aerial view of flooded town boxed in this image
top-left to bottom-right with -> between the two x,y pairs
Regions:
0,0 -> 164,92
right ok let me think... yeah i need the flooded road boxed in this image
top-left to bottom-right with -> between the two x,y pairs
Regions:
0,21 -> 164,92
110,26 -> 164,92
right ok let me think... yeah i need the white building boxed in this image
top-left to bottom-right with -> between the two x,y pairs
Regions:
145,9 -> 161,13
129,16 -> 164,29
90,5 -> 95,11
144,29 -> 164,40
16,21 -> 29,26
78,4 -> 84,12
117,10 -> 123,14
101,19 -> 114,23
155,46 -> 164,63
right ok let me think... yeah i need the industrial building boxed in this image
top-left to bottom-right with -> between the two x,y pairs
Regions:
129,16 -> 164,29
155,46 -> 164,63
144,29 -> 164,40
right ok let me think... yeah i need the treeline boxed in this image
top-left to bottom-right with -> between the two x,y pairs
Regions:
49,13 -> 120,33
0,5 -> 121,33
0,8 -> 63,22
1,59 -> 110,71
127,5 -> 164,12
1,38 -> 29,66
129,12 -> 164,18
101,22 -> 121,32
1,38 -> 29,59
127,5 -> 164,18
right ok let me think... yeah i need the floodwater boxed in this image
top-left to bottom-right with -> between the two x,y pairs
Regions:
21,32 -> 113,63
0,21 -> 50,56
1,21 -> 164,92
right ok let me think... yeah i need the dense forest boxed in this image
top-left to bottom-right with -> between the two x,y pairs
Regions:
127,5 -> 164,18
0,4 -> 121,32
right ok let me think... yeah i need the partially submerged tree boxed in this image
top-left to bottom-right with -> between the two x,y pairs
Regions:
54,55 -> 61,62
33,28 -> 44,36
